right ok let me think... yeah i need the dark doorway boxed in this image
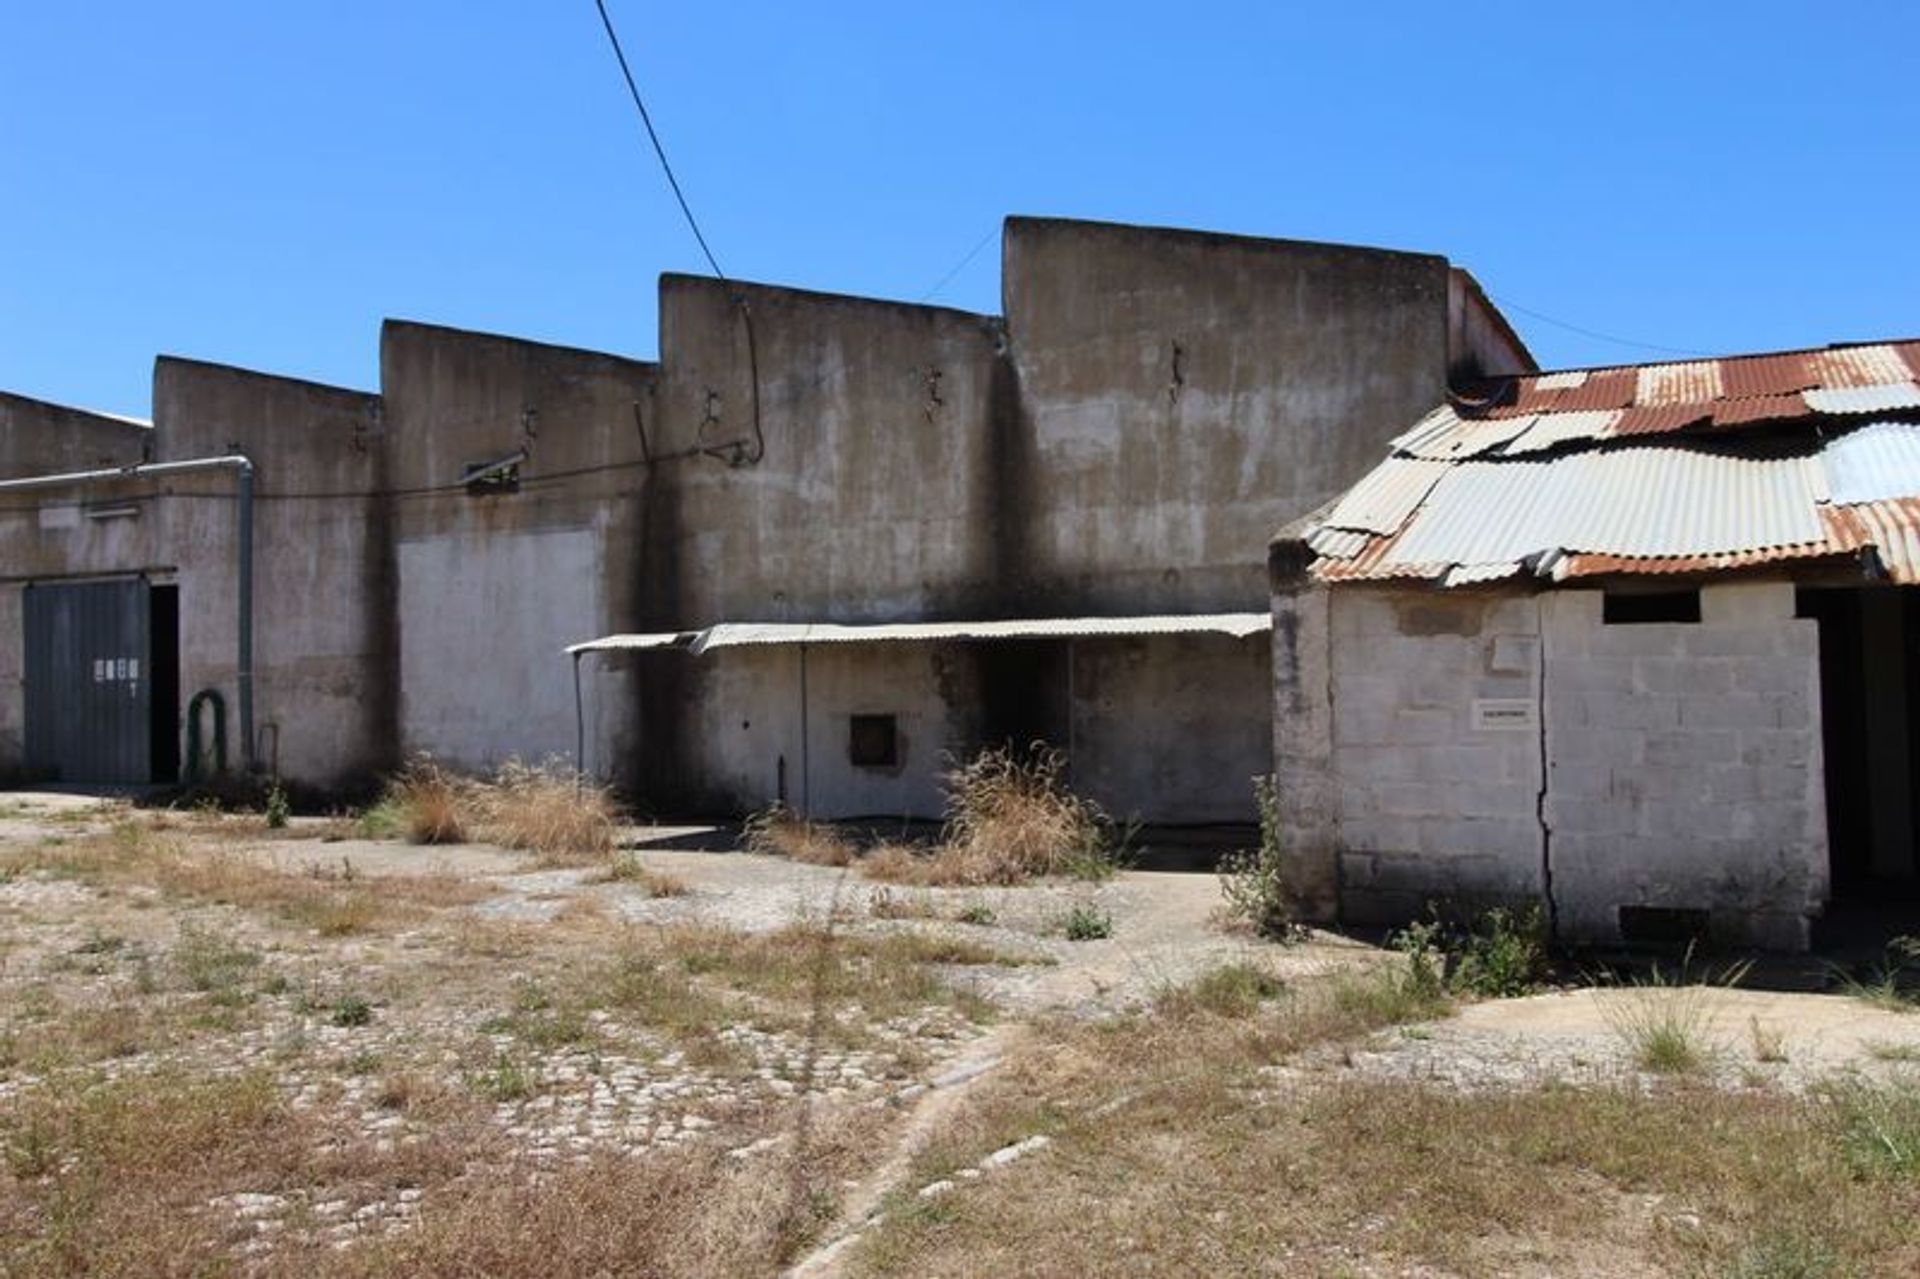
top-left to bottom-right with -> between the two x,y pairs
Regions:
1798,586 -> 1920,902
974,640 -> 1069,756
149,583 -> 180,783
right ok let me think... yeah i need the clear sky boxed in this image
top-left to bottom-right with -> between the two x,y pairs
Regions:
4,2 -> 1917,419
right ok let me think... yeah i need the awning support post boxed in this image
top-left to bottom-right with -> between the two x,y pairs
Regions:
572,650 -> 586,788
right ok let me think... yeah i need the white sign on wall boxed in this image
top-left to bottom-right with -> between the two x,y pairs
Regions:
1471,698 -> 1537,732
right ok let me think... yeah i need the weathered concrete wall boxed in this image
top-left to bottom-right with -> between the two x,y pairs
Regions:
683,643 -> 979,820
1004,219 -> 1454,614
1328,589 -> 1545,923
0,396 -> 166,778
1540,584 -> 1826,949
1069,633 -> 1272,824
1308,580 -> 1828,947
1446,270 -> 1534,382
650,279 -> 1006,624
0,392 -> 150,475
152,358 -> 388,788
380,321 -> 656,777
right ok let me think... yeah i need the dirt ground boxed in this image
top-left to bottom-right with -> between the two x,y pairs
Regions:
4,792 -> 1919,1277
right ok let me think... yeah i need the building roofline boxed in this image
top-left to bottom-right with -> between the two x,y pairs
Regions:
0,387 -> 152,430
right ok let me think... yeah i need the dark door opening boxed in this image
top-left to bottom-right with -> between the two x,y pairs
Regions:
149,583 -> 180,784
1799,586 -> 1920,904
974,640 -> 1069,758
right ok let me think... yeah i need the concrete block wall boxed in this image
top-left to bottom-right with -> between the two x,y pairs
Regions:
1305,580 -> 1828,948
1541,584 -> 1826,949
1327,590 -> 1545,922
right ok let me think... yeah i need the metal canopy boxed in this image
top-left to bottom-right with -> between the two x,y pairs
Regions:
566,612 -> 1271,657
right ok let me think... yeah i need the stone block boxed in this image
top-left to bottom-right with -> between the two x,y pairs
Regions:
1550,656 -> 1638,695
1585,692 -> 1680,731
1678,694 -> 1776,732
1728,654 -> 1818,696
1636,656 -> 1733,697
1544,792 -> 1636,836
1587,622 -> 1687,660
1739,731 -> 1810,771
1643,729 -> 1737,769
1681,626 -> 1777,658
1701,581 -> 1793,625
1339,816 -> 1422,855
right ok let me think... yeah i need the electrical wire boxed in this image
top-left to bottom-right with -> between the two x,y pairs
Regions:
1489,295 -> 1713,359
591,0 -> 728,283
918,224 -> 1000,304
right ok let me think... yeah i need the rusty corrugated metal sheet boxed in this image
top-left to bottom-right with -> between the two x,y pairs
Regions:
1318,456 -> 1451,532
1428,339 -> 1920,455
1825,499 -> 1920,584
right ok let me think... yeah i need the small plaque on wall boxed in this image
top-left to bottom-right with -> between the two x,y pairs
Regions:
1472,698 -> 1537,731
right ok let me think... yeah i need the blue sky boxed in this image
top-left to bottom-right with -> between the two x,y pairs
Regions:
4,2 -> 1917,418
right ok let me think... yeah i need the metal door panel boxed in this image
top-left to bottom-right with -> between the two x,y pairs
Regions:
24,579 -> 151,784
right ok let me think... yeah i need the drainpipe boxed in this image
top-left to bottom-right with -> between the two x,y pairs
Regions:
0,455 -> 258,772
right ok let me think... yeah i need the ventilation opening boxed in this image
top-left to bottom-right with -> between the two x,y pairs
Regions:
849,714 -> 899,769
463,459 -> 521,496
1602,589 -> 1701,625
1618,905 -> 1711,945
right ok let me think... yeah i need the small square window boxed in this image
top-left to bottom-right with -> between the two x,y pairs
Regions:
1602,590 -> 1700,625
849,714 -> 898,768
464,460 -> 521,496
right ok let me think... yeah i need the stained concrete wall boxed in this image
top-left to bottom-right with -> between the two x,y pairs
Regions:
151,358 -> 389,788
0,395 -> 165,779
1282,580 -> 1828,947
683,643 -> 978,820
649,279 -> 1007,624
1068,633 -> 1273,824
1004,218 -> 1455,614
379,320 -> 656,777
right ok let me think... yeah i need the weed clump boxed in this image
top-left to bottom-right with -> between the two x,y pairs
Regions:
1386,904 -> 1549,1000
1220,774 -> 1305,941
1060,905 -> 1113,941
938,745 -> 1116,885
743,806 -> 855,866
360,757 -> 617,862
1156,962 -> 1285,1019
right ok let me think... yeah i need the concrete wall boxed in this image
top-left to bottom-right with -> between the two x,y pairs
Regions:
1540,584 -> 1826,950
0,396 -> 166,779
151,358 -> 389,788
1325,589 -> 1544,922
682,642 -> 976,820
0,392 -> 149,475
649,279 -> 1007,625
1069,633 -> 1273,824
1288,580 -> 1828,948
1004,218 -> 1456,614
379,320 -> 657,777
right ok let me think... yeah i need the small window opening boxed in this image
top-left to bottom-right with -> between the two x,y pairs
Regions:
463,459 -> 521,496
1618,904 -> 1711,945
849,714 -> 899,768
1602,589 -> 1700,625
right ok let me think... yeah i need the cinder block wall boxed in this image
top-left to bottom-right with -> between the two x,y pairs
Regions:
1540,583 -> 1826,949
1325,590 -> 1545,922
1298,581 -> 1829,947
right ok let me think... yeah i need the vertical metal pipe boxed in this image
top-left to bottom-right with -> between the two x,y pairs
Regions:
572,651 -> 586,785
1065,640 -> 1077,783
236,461 -> 256,771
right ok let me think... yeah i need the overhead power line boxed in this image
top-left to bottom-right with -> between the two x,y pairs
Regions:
591,0 -> 728,282
918,224 -> 1000,304
1489,295 -> 1713,359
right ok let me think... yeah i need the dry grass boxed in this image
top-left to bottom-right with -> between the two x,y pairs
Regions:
746,748 -> 1116,889
0,822 -> 491,937
744,807 -> 855,867
849,969 -> 1920,1278
361,757 -> 617,864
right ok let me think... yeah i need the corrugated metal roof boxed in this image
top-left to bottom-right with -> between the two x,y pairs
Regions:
569,613 -> 1271,656
1377,448 -> 1827,568
1318,456 -> 1451,534
1824,421 -> 1920,504
1295,414 -> 1920,588
1403,339 -> 1920,456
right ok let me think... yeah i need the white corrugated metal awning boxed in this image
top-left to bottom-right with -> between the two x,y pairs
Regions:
567,613 -> 1270,657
